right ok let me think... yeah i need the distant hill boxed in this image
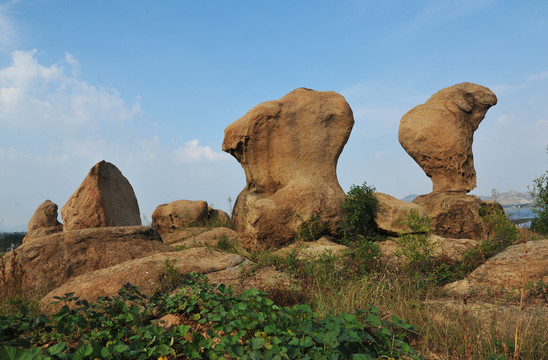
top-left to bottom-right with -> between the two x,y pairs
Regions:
476,190 -> 533,207
0,224 -> 27,233
400,190 -> 533,207
401,194 -> 419,202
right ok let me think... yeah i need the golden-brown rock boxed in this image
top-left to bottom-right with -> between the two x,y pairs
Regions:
22,200 -> 62,243
374,192 -> 429,236
42,248 -> 248,304
222,88 -> 354,250
152,200 -> 209,234
0,226 -> 169,298
444,239 -> 548,296
399,82 -> 497,193
413,191 -> 488,240
61,161 -> 142,231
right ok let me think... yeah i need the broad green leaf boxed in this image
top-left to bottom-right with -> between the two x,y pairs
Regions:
72,343 -> 93,360
250,337 -> 265,350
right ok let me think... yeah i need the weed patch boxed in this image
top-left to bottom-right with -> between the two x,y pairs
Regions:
0,273 -> 419,359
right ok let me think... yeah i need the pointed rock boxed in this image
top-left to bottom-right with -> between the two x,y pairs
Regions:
61,161 -> 142,231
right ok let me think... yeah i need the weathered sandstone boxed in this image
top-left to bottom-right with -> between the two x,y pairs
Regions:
0,226 -> 169,297
152,200 -> 209,233
222,88 -> 354,250
444,239 -> 548,296
413,192 -> 488,240
374,192 -> 429,236
61,161 -> 141,231
22,200 -> 62,243
399,82 -> 497,193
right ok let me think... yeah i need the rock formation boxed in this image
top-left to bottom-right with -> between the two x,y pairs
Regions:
374,193 -> 429,236
152,200 -> 209,234
168,227 -> 239,249
42,247 -> 292,305
61,161 -> 142,231
42,248 -> 249,304
222,88 -> 354,250
399,83 -> 498,240
444,239 -> 548,296
22,200 -> 63,243
0,226 -> 169,297
413,192 -> 488,240
399,82 -> 497,193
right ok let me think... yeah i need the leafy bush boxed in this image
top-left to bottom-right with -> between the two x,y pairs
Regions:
340,182 -> 379,240
342,236 -> 383,275
296,211 -> 329,241
0,273 -> 419,359
480,204 -> 520,247
396,210 -> 434,265
529,148 -> 548,235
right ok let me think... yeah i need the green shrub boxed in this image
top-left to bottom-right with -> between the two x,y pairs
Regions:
296,211 -> 329,241
529,148 -> 548,234
396,210 -> 435,266
343,236 -> 383,275
0,273 -> 419,359
480,203 -> 520,250
340,182 -> 379,240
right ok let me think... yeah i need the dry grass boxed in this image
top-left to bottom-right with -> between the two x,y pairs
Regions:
242,237 -> 548,360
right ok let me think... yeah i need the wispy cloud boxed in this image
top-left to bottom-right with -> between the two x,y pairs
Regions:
0,2 -> 18,53
393,0 -> 493,41
65,52 -> 80,76
173,139 -> 229,163
527,71 -> 548,82
492,69 -> 548,95
0,49 -> 141,130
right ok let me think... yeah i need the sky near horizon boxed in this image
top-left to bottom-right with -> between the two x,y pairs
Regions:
1,0 -> 547,230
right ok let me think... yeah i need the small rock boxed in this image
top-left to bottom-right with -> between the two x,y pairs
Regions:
22,200 -> 62,243
152,200 -> 209,233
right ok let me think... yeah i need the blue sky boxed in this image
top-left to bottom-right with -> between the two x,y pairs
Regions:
1,0 -> 547,230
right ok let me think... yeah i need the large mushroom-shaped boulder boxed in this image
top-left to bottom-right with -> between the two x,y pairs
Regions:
22,200 -> 63,243
222,88 -> 354,250
61,161 -> 142,231
399,82 -> 497,193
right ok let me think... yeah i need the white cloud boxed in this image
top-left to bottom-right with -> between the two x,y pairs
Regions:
65,52 -> 80,76
0,49 -> 141,130
173,139 -> 229,163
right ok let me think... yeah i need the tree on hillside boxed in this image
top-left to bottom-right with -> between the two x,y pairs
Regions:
529,146 -> 548,235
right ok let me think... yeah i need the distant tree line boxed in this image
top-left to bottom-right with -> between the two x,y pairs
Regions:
0,233 -> 25,253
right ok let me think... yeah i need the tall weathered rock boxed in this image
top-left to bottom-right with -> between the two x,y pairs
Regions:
61,161 -> 142,231
399,82 -> 497,193
399,83 -> 498,240
222,88 -> 354,250
22,200 -> 63,243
